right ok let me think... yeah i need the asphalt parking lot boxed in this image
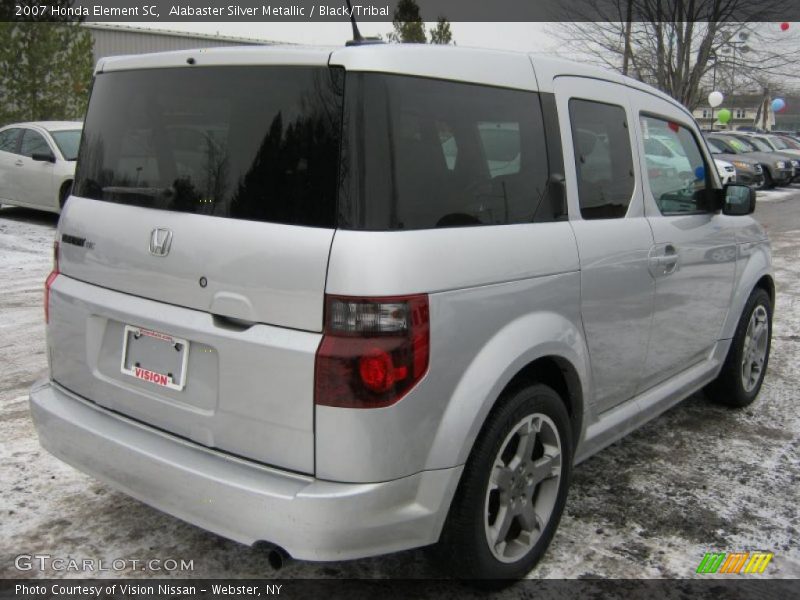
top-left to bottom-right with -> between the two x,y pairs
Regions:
1,187 -> 799,586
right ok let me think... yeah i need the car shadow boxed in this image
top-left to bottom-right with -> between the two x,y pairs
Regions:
0,206 -> 59,227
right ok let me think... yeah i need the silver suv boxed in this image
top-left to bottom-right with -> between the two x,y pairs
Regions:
31,45 -> 773,581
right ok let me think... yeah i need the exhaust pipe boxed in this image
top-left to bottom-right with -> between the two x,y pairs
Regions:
267,547 -> 291,571
253,541 -> 292,571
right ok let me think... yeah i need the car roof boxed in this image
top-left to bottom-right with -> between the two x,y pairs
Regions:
3,121 -> 83,132
95,44 -> 688,116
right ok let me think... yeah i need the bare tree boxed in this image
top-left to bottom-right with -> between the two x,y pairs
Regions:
552,0 -> 798,110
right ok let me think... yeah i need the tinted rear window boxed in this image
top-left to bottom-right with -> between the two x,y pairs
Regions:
338,73 -> 551,230
568,99 -> 635,220
75,66 -> 343,227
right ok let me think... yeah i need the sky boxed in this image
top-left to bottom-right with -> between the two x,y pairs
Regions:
110,22 -> 561,53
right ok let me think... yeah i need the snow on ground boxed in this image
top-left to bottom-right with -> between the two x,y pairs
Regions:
0,195 -> 798,587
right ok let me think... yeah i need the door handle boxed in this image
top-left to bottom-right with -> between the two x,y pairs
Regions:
651,255 -> 678,266
15,159 -> 23,166
648,244 -> 679,276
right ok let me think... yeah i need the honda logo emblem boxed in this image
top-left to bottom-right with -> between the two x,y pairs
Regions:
149,228 -> 173,256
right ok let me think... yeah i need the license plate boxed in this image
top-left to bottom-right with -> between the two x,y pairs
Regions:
120,325 -> 189,391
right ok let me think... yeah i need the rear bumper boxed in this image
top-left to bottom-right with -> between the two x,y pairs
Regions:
30,378 -> 462,561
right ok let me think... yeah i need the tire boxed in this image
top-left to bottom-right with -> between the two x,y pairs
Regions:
432,383 -> 573,584
705,288 -> 772,408
762,169 -> 774,189
59,181 -> 72,210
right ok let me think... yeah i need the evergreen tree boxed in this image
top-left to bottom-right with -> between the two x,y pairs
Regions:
429,17 -> 454,45
0,21 -> 94,123
388,0 -> 427,43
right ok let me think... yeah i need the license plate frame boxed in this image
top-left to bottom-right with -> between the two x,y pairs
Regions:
120,325 -> 190,391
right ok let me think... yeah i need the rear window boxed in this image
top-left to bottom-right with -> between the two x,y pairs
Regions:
338,73 -> 551,230
75,66 -> 344,228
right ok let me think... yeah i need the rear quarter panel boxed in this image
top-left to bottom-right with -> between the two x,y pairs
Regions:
316,223 -> 588,482
721,221 -> 772,339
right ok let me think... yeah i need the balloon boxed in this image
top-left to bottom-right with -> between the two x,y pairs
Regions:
771,98 -> 786,112
717,108 -> 731,124
708,91 -> 724,108
694,165 -> 706,181
668,121 -> 680,133
781,22 -> 790,31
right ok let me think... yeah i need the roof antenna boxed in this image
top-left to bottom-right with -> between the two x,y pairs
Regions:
345,0 -> 363,43
344,0 -> 383,46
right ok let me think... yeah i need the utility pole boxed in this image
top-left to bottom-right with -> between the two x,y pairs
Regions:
710,50 -> 718,132
622,0 -> 633,76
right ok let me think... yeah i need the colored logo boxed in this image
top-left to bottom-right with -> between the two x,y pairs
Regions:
696,552 -> 774,574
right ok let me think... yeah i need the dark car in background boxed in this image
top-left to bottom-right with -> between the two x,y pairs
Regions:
704,136 -> 765,189
725,133 -> 799,184
708,133 -> 792,188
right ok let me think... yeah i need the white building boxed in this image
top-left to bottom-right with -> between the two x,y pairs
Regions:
84,23 -> 278,64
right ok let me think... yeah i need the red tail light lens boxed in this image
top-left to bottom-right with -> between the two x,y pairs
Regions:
315,294 -> 429,408
44,241 -> 59,324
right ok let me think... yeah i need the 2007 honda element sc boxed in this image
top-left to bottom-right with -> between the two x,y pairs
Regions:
31,44 -> 773,580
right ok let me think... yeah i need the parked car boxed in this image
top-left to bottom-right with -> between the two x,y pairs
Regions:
647,134 -> 733,184
708,133 -> 792,187
714,158 -> 737,184
30,45 -> 773,582
774,134 -> 800,150
704,136 -> 765,189
749,133 -> 800,159
725,132 -> 799,184
0,121 -> 82,214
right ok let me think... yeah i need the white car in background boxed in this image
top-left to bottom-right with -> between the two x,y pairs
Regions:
646,135 -> 736,185
0,121 -> 82,214
714,158 -> 736,185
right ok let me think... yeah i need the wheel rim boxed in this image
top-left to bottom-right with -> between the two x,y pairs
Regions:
741,305 -> 769,393
484,413 -> 562,563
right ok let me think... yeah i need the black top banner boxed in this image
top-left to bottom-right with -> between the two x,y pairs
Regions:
4,0 -> 800,22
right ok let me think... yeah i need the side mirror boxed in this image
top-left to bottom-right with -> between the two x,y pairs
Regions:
722,183 -> 755,215
31,152 -> 56,163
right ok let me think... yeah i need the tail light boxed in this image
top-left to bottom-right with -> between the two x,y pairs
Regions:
315,294 -> 429,408
44,241 -> 60,324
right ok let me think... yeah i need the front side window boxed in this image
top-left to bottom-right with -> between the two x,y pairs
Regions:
50,130 -> 81,160
640,115 -> 710,214
76,66 -> 343,227
19,130 -> 50,158
568,99 -> 635,219
706,138 -> 724,154
339,73 -> 551,229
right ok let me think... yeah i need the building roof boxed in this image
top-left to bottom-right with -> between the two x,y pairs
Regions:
83,23 -> 282,46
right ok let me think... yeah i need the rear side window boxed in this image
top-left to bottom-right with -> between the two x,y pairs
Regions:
75,66 -> 343,227
0,128 -> 21,153
568,99 -> 635,219
339,73 -> 551,230
744,136 -> 771,152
